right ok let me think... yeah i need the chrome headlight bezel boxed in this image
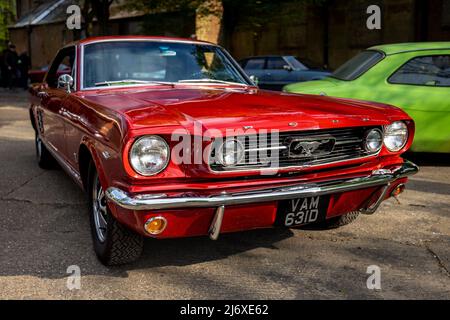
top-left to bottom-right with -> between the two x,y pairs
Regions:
217,138 -> 245,167
129,135 -> 170,176
364,128 -> 383,153
384,121 -> 409,152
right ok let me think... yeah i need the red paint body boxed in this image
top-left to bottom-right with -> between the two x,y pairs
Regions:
29,36 -> 415,239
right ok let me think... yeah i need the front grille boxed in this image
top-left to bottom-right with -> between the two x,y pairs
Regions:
209,126 -> 382,172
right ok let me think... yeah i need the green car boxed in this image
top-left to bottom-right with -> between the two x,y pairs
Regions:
284,42 -> 450,153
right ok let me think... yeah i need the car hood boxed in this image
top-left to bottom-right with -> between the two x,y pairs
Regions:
283,77 -> 341,94
79,86 -> 408,135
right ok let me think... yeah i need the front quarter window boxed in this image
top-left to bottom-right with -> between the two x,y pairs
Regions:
331,50 -> 384,81
47,47 -> 75,88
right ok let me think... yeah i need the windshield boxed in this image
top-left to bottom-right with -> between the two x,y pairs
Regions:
331,50 -> 384,81
82,41 -> 250,88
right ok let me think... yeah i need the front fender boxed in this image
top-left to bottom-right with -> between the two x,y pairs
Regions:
79,136 -> 112,193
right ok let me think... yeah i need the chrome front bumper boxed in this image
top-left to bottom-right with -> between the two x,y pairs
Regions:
106,160 -> 418,239
106,160 -> 418,211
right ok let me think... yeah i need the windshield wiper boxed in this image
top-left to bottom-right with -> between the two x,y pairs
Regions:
177,79 -> 249,86
94,79 -> 174,87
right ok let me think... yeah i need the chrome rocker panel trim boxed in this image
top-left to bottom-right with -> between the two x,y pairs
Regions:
106,160 -> 418,211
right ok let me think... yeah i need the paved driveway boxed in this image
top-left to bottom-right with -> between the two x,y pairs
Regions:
0,88 -> 448,299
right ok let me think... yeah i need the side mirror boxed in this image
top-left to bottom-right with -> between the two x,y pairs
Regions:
283,65 -> 293,72
58,74 -> 74,93
249,75 -> 259,86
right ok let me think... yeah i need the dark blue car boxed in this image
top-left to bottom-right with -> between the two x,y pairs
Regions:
239,55 -> 331,91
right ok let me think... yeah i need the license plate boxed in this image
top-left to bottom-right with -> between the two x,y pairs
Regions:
276,196 -> 330,227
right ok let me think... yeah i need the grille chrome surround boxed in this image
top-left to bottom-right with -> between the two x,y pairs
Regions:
209,126 -> 383,172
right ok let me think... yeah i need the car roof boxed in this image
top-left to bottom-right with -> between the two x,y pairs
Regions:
368,42 -> 450,55
68,35 -> 214,47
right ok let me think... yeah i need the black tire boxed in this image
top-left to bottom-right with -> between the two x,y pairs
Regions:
87,162 -> 143,266
301,211 -> 360,230
35,133 -> 55,169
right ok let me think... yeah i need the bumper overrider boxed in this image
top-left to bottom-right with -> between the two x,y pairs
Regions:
106,160 -> 418,239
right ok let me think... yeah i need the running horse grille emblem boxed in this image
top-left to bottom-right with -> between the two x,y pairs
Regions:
288,136 -> 336,159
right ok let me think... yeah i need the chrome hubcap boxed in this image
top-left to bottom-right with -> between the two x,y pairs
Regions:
93,175 -> 108,243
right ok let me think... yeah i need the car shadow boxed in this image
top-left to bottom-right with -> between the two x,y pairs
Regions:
132,228 -> 294,270
404,152 -> 450,166
1,139 -> 445,280
0,138 -> 296,279
402,152 -> 450,196
406,179 -> 450,196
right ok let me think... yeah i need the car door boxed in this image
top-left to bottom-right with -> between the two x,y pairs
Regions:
380,52 -> 450,152
343,51 -> 450,153
38,47 -> 75,161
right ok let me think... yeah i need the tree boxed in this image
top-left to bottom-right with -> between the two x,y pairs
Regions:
123,0 -> 328,44
0,0 -> 16,52
123,0 -> 223,43
82,0 -> 115,36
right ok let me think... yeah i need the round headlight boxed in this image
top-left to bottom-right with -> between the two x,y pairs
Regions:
364,128 -> 383,153
129,135 -> 169,176
384,121 -> 408,152
217,139 -> 244,167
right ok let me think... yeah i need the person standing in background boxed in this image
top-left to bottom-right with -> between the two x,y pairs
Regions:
18,51 -> 30,90
3,43 -> 18,89
0,49 -> 3,87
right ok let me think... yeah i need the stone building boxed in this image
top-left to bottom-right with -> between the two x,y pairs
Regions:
8,0 -> 450,69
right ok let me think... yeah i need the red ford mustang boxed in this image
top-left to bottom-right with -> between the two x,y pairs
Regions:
29,36 -> 418,265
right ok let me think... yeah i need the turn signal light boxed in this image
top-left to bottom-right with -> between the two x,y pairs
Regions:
144,216 -> 167,235
391,184 -> 405,198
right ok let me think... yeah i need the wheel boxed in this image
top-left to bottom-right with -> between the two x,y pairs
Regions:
300,211 -> 360,230
88,162 -> 143,266
35,133 -> 55,169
